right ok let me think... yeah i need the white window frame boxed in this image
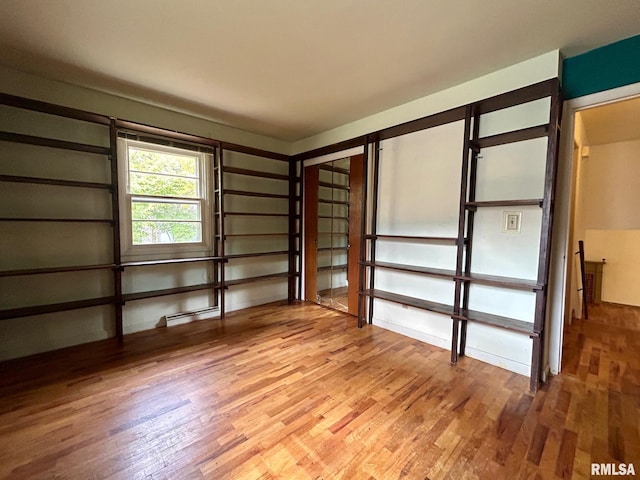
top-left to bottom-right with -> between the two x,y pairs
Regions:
118,138 -> 212,259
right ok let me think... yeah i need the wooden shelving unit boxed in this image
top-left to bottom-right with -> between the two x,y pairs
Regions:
355,79 -> 562,391
0,93 -> 121,329
362,261 -> 455,280
361,289 -> 454,317
452,309 -> 539,336
0,93 -> 301,340
0,263 -> 116,278
465,199 -> 542,209
0,296 -> 117,321
219,146 -> 300,314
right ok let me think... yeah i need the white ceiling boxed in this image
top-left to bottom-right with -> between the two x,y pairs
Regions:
1,0 -> 640,142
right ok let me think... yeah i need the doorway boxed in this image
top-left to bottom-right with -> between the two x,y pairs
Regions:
560,94 -> 640,369
304,154 -> 364,315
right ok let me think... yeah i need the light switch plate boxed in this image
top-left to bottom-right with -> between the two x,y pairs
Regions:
503,211 -> 522,233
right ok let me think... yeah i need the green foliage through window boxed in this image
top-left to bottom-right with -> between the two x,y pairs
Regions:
127,144 -> 205,245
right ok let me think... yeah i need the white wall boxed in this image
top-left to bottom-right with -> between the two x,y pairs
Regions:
370,102 -> 550,376
584,230 -> 640,306
578,138 -> 640,307
580,140 -> 640,230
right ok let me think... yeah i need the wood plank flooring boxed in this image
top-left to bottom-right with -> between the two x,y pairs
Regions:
0,301 -> 638,479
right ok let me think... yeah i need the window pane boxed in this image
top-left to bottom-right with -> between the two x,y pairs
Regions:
130,172 -> 199,198
129,148 -> 198,177
132,221 -> 202,244
126,141 -> 207,248
132,200 -> 200,221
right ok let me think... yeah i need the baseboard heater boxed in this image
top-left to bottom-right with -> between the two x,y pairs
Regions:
163,306 -> 220,327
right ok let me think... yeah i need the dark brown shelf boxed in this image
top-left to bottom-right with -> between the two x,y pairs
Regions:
475,124 -> 549,149
455,273 -> 542,291
466,199 -> 542,209
225,271 -> 293,287
225,250 -> 290,260
318,199 -> 349,206
222,166 -> 289,181
224,212 -> 289,217
117,119 -> 219,150
0,217 -> 113,224
453,309 -> 538,336
223,189 -> 289,200
318,164 -> 350,175
318,181 -> 349,191
123,283 -> 220,302
0,296 -> 116,321
318,247 -> 348,252
1,92 -> 111,126
119,256 -> 224,268
363,261 -> 455,280
0,131 -> 111,156
0,174 -> 112,190
361,289 -> 454,316
0,263 -> 116,278
365,234 -> 458,244
219,141 -> 290,162
221,232 -> 290,238
317,264 -> 347,272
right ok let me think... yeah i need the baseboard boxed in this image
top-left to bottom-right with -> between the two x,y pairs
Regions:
373,317 -> 530,377
163,306 -> 220,327
462,346 -> 530,377
372,317 -> 450,351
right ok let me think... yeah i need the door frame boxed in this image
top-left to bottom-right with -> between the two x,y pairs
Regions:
547,81 -> 640,376
302,148 -> 366,315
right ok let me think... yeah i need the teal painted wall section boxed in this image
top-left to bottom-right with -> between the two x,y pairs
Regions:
563,34 -> 640,99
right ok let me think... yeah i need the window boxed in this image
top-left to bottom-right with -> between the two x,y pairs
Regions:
119,139 -> 211,254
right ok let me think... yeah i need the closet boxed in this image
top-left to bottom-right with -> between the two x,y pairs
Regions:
304,155 -> 364,315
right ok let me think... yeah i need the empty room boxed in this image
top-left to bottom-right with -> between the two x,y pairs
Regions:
1,1 -> 640,478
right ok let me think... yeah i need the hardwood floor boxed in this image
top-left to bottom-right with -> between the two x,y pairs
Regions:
0,301 -> 638,479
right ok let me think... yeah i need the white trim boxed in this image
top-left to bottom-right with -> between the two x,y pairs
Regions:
373,317 -> 530,376
117,138 -> 213,260
372,317 -> 450,350
302,146 -> 363,167
548,81 -> 640,375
